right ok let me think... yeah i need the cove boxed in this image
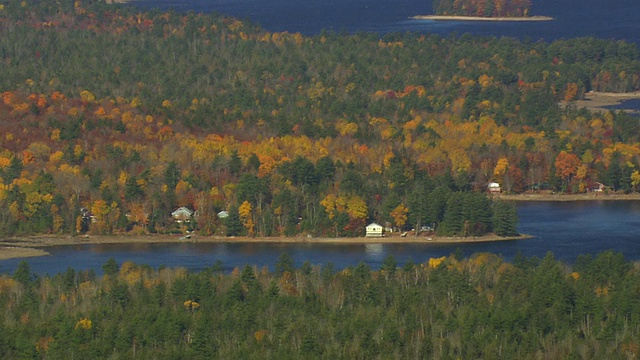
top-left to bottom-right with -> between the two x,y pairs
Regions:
2,201 -> 640,275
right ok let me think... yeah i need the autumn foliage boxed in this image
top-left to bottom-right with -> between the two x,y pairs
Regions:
0,0 -> 639,237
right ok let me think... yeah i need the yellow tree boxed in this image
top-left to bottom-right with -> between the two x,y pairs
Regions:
90,200 -> 110,234
128,202 -> 149,232
90,200 -> 121,234
320,194 -> 338,219
238,200 -> 255,236
390,204 -> 409,230
575,164 -> 589,192
493,157 -> 509,180
631,170 -> 640,192
345,195 -> 368,221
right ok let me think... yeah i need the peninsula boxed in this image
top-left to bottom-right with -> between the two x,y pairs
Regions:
427,0 -> 551,21
412,15 -> 553,21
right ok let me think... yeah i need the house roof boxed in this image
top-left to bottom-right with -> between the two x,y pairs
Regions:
172,206 -> 193,216
366,222 -> 382,228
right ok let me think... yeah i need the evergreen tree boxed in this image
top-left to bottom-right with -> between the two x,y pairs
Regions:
407,185 -> 429,235
102,258 -> 119,277
275,252 -> 295,276
164,161 -> 181,191
492,201 -> 518,236
2,156 -> 23,183
606,152 -> 622,191
620,163 -> 633,193
229,151 -> 242,177
440,192 -> 465,236
381,254 -> 397,280
13,260 -> 34,286
462,192 -> 492,236
428,185 -> 451,226
124,176 -> 144,201
316,156 -> 336,183
247,153 -> 261,173
224,205 -> 244,236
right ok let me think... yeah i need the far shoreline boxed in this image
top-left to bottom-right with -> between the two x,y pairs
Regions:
563,91 -> 640,115
0,233 -> 531,261
495,192 -> 640,201
412,15 -> 553,22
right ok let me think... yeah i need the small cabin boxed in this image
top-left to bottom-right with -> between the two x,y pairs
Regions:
365,222 -> 384,237
487,182 -> 501,194
172,207 -> 194,223
592,182 -> 606,192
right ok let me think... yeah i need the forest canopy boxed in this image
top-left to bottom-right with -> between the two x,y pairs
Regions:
0,0 -> 639,237
1,251 -> 639,358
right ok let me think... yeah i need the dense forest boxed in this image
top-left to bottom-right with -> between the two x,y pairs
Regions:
1,252 -> 639,358
433,0 -> 533,18
0,0 -> 639,237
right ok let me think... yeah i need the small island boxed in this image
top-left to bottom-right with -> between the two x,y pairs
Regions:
415,0 -> 553,21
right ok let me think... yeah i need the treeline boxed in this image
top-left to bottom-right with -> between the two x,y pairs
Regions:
0,0 -> 639,237
433,0 -> 533,18
1,251 -> 639,358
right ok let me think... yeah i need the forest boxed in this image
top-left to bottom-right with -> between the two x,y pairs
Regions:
0,0 -> 639,238
432,0 -> 533,18
1,251 -> 639,358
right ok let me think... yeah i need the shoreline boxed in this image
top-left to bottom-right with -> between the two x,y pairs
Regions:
564,91 -> 640,114
2,192 -> 639,261
0,233 -> 531,261
3,192 -> 640,261
412,15 -> 553,22
495,192 -> 640,201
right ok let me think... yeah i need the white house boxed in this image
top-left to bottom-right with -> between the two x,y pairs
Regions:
365,222 -> 384,237
487,182 -> 501,194
172,207 -> 194,223
217,210 -> 229,219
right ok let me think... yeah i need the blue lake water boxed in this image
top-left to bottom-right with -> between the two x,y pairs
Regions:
2,2 -> 638,275
129,0 -> 640,44
604,99 -> 640,113
2,201 -> 640,275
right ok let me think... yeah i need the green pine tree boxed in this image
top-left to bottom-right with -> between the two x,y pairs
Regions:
492,201 -> 519,236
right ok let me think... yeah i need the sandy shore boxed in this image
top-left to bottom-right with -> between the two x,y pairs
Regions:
0,247 -> 49,260
412,15 -> 553,21
0,233 -> 531,261
565,91 -> 640,114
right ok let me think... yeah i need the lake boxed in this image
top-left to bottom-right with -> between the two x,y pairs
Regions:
128,0 -> 640,44
2,201 -> 640,275
2,1 -> 639,275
